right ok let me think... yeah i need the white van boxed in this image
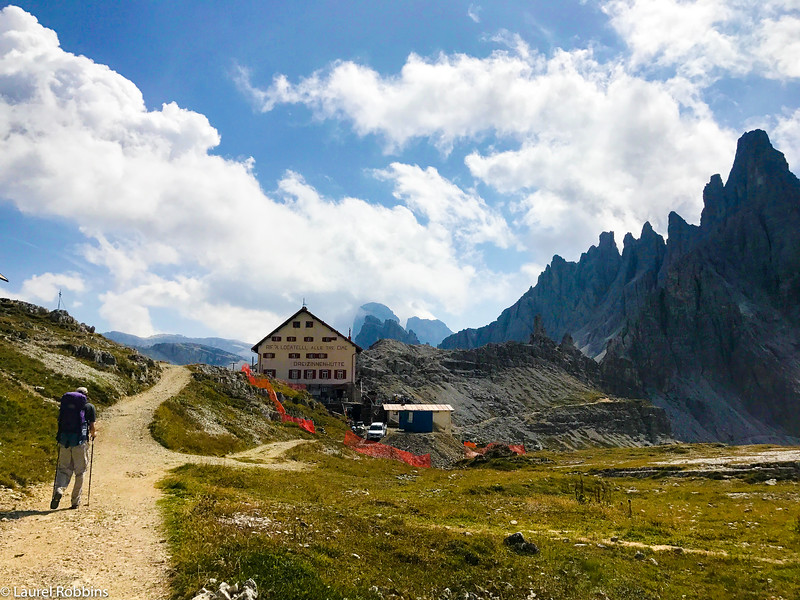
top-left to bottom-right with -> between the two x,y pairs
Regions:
366,422 -> 387,441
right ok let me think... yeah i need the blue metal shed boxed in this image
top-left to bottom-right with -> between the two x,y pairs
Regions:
399,410 -> 434,432
383,403 -> 454,434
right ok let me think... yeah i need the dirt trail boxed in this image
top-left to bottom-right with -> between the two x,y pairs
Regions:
0,365 -> 307,600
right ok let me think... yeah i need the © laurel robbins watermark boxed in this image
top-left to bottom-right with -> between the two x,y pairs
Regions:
0,587 -> 109,598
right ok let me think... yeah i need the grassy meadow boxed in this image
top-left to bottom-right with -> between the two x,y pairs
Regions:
159,442 -> 800,600
149,368 -> 348,456
0,302 -> 159,488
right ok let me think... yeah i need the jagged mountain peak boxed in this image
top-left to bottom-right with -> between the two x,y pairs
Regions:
597,230 -> 616,249
728,129 -> 790,185
440,130 -> 800,443
701,129 -> 798,231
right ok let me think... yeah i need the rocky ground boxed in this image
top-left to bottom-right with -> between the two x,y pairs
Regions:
358,338 -> 673,450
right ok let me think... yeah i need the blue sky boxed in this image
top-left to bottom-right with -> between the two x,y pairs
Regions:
1,1 -> 798,342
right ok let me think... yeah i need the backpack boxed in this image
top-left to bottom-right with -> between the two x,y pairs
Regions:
58,391 -> 88,438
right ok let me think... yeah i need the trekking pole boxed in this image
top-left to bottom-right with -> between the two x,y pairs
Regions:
87,438 -> 94,507
51,441 -> 60,504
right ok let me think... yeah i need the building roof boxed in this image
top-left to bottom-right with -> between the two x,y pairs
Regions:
251,306 -> 362,353
382,403 -> 454,412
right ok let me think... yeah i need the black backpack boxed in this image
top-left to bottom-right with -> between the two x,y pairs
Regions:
58,391 -> 88,437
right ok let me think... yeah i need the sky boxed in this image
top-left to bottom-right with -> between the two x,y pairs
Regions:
0,1 -> 798,343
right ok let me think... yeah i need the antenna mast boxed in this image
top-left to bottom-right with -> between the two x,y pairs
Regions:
57,290 -> 62,311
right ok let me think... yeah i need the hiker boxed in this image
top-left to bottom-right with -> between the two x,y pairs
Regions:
51,386 -> 96,510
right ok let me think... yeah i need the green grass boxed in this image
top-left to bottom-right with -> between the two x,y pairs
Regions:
158,443 -> 800,600
150,370 -> 351,457
0,341 -> 114,488
0,339 -> 120,406
150,374 -> 275,456
0,378 -> 58,488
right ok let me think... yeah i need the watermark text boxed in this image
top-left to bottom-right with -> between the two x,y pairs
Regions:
0,587 -> 109,598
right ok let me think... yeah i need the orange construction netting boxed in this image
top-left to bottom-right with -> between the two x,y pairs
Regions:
281,413 -> 316,434
344,431 -> 431,468
241,365 -> 315,434
463,442 -> 526,458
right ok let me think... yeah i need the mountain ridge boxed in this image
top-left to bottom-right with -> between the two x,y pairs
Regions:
440,130 -> 800,444
103,331 -> 252,360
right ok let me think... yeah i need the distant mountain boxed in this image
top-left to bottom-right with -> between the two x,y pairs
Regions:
440,130 -> 800,444
103,331 -> 252,360
355,315 -> 420,349
141,342 -> 245,367
352,303 -> 399,339
353,303 -> 453,348
406,317 -> 452,346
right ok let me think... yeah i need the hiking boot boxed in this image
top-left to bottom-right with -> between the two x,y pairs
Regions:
50,491 -> 62,510
70,503 -> 80,510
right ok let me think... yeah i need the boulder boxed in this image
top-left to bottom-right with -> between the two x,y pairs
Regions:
504,532 -> 539,555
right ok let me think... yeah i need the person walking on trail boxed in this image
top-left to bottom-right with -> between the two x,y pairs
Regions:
50,386 -> 96,510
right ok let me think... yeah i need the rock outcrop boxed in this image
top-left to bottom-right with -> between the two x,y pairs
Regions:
357,337 -> 672,450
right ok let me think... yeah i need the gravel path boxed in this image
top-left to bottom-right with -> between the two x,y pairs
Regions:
0,365 -> 306,600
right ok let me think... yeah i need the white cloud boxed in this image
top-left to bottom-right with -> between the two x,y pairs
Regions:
468,4 -> 482,23
0,6 -> 519,337
464,61 -> 737,238
240,35 -> 737,256
236,48 -> 551,152
754,14 -> 800,78
3,4 -> 797,341
374,163 -> 515,249
601,0 -> 800,81
14,272 -> 86,305
771,107 -> 800,170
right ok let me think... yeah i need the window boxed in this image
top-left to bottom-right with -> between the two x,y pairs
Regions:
264,369 -> 276,378
288,353 -> 300,359
306,353 -> 316,359
288,369 -> 301,380
304,336 -> 314,342
319,369 -> 331,380
306,321 -> 314,328
286,336 -> 296,342
292,321 -> 300,328
262,352 -> 275,359
304,369 -> 316,379
322,336 -> 338,342
334,369 -> 347,380
271,336 -> 281,342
